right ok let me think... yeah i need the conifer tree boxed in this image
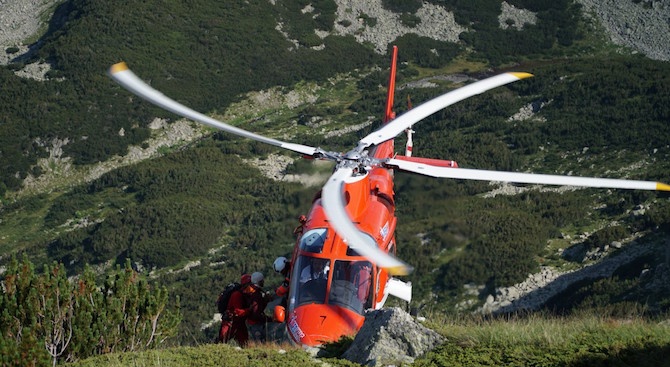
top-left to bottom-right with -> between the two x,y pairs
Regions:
0,257 -> 181,365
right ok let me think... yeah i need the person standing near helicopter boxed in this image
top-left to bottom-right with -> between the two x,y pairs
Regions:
273,256 -> 291,304
245,272 -> 273,343
219,273 -> 252,346
272,214 -> 304,306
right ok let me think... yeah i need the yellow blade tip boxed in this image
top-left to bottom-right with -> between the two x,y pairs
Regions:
110,62 -> 128,74
510,72 -> 534,79
657,182 -> 670,192
387,265 -> 413,276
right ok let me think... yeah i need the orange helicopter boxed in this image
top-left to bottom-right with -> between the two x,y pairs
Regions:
109,46 -> 670,347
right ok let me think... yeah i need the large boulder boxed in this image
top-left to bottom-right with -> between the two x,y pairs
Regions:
342,307 -> 444,366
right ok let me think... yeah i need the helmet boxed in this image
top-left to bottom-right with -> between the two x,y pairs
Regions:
240,273 -> 251,285
251,272 -> 264,285
273,257 -> 288,272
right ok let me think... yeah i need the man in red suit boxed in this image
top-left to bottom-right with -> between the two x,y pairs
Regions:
219,273 -> 252,346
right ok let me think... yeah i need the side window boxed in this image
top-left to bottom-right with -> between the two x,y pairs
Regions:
328,260 -> 372,314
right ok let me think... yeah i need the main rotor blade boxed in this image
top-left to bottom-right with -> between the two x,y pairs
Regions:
109,62 -> 318,157
322,167 -> 413,275
358,72 -> 533,149
386,158 -> 670,192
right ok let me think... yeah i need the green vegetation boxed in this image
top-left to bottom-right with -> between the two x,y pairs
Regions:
44,140 -> 309,271
61,314 -> 670,367
1,0 -> 670,364
435,0 -> 585,64
0,0 -> 379,194
0,257 -> 180,366
416,313 -> 670,367
69,343 -> 359,367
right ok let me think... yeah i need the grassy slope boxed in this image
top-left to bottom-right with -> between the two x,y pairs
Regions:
71,315 -> 670,367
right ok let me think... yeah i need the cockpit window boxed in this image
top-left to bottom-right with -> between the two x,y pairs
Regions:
328,260 -> 372,315
298,228 -> 328,253
290,255 -> 330,308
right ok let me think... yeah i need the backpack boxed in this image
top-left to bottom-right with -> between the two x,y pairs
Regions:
216,282 -> 242,317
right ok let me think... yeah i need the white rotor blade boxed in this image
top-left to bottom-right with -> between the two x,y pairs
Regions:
359,72 -> 533,148
386,158 -> 670,192
322,167 -> 413,275
109,62 -> 318,157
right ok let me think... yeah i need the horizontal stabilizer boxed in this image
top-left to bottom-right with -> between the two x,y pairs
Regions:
386,277 -> 412,303
393,155 -> 458,168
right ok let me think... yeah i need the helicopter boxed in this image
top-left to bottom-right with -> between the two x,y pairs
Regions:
109,46 -> 669,347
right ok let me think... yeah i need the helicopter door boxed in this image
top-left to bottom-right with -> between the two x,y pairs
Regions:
328,260 -> 372,314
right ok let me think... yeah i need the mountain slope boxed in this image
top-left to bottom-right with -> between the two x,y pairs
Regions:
1,0 -> 669,354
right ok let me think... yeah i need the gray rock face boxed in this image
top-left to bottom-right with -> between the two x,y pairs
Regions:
577,0 -> 670,61
479,239 -> 667,315
342,307 -> 444,367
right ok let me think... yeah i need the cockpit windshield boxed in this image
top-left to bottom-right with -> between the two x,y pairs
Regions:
287,228 -> 373,315
288,255 -> 373,316
290,255 -> 330,308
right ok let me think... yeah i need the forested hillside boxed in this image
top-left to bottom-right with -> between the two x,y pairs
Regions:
1,0 -> 670,365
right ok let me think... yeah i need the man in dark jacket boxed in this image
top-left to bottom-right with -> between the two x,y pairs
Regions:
219,273 -> 251,346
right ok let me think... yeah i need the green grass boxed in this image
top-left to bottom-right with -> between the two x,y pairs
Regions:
417,313 -> 670,367
68,314 -> 670,367
0,192 -> 55,253
69,343 -> 355,367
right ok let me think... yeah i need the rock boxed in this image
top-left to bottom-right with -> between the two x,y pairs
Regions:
329,0 -> 465,54
342,307 -> 444,367
0,0 -> 61,79
562,243 -> 589,262
499,1 -> 538,30
576,0 -> 670,61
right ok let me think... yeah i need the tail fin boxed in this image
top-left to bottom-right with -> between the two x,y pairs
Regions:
383,45 -> 398,124
371,46 -> 399,160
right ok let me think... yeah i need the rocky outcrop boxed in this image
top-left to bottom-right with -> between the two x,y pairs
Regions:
479,237 -> 665,314
577,0 -> 670,61
499,1 -> 538,30
342,307 -> 444,367
0,0 -> 58,47
0,0 -> 60,80
319,0 -> 466,54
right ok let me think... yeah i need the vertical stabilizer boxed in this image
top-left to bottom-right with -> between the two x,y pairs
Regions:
371,46 -> 399,160
383,45 -> 398,124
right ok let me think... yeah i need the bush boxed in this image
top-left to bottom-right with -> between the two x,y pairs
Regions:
584,225 -> 629,249
0,257 -> 181,365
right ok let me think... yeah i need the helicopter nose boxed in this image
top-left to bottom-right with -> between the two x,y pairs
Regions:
287,304 -> 364,346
